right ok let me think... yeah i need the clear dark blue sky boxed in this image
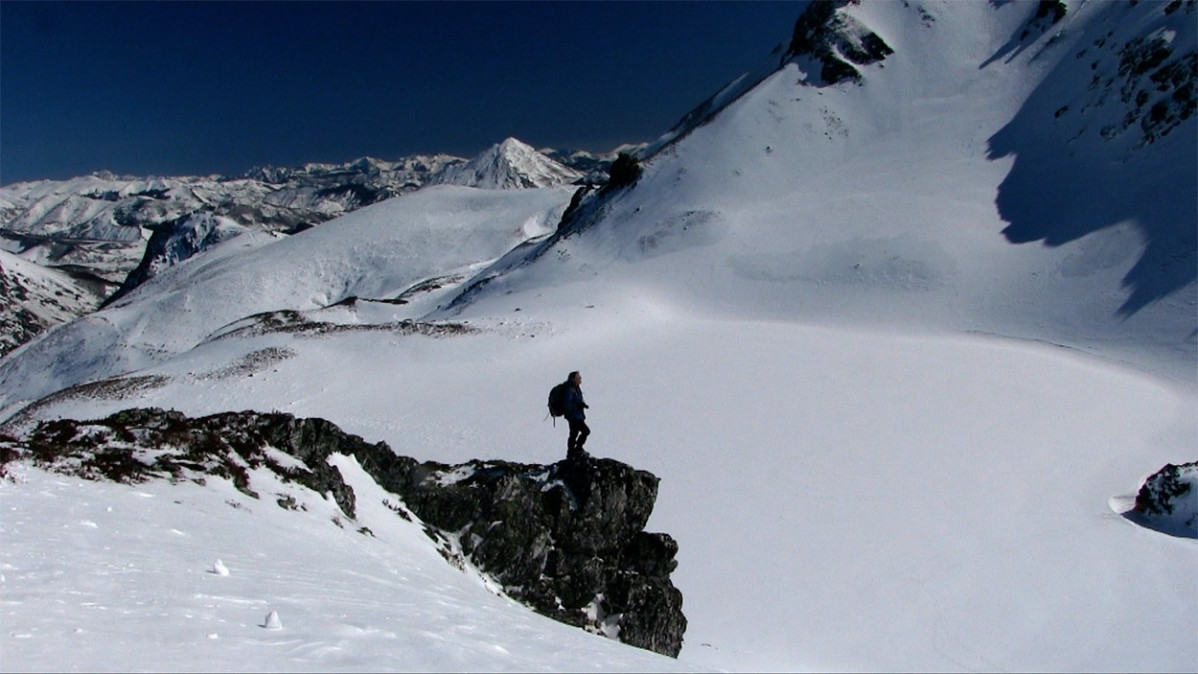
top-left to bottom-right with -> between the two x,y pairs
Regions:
1,1 -> 804,184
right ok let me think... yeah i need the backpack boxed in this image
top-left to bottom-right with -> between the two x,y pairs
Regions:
547,382 -> 569,420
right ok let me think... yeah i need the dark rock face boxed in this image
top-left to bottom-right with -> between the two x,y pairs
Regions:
396,457 -> 685,655
1134,462 -> 1196,516
0,407 -> 686,656
104,212 -> 245,307
1114,31 -> 1196,147
1125,461 -> 1197,539
1126,462 -> 1193,541
785,0 -> 894,86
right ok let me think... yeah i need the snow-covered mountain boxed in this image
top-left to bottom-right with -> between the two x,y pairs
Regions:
447,0 -> 1195,379
1,1 -> 1195,672
0,141 -> 588,258
0,139 -> 589,348
435,138 -> 584,190
103,212 -> 255,307
0,141 -> 582,253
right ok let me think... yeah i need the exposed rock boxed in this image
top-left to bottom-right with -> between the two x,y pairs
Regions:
395,456 -> 685,655
1028,0 -> 1068,36
104,212 -> 248,307
785,0 -> 894,86
0,407 -> 686,656
605,152 -> 644,190
1131,461 -> 1197,538
1114,33 -> 1196,147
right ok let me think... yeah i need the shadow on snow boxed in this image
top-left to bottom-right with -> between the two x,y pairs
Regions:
984,2 -> 1197,317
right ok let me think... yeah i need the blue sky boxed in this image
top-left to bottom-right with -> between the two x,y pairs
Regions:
1,1 -> 804,184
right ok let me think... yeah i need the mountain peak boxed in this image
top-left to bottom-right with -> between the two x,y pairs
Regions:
496,136 -> 534,153
437,137 -> 582,189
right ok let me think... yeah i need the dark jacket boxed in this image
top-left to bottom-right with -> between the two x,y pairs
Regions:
563,385 -> 587,422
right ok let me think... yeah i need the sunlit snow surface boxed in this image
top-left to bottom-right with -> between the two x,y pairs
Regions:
1,456 -> 695,672
3,307 -> 1193,672
1,1 -> 1196,671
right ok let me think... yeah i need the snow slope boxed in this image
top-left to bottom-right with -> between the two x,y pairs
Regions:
0,456 -> 695,673
1,1 -> 1195,672
0,249 -> 105,358
0,139 -> 584,325
0,185 -> 574,413
4,296 -> 1192,672
443,0 -> 1195,382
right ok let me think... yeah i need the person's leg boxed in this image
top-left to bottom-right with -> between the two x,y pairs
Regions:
576,420 -> 590,449
568,419 -> 590,460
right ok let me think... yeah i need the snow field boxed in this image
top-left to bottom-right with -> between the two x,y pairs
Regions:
11,291 -> 1195,671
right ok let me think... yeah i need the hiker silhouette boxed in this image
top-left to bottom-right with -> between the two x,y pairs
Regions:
559,371 -> 590,461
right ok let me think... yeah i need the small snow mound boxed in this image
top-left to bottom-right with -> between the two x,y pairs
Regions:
262,610 -> 283,629
210,559 -> 230,576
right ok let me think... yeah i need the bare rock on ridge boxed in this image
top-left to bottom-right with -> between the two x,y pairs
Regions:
397,455 -> 686,656
785,0 -> 894,86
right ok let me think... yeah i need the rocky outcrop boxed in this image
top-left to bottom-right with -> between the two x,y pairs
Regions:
1131,461 -> 1197,538
785,0 -> 894,86
0,407 -> 686,656
103,212 -> 248,307
396,457 -> 685,656
1113,28 -> 1196,148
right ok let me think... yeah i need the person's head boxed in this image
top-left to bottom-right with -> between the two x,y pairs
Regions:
568,371 -> 582,386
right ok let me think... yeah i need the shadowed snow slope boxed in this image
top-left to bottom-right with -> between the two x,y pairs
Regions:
0,1 -> 1194,672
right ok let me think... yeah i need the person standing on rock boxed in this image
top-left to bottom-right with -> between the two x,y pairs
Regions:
563,371 -> 590,461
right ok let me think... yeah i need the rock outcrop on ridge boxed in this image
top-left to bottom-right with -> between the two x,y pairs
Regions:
784,0 -> 894,86
396,455 -> 685,656
0,407 -> 686,656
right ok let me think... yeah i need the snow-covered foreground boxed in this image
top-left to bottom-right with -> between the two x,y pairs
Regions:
4,296 -> 1194,671
1,446 -> 697,672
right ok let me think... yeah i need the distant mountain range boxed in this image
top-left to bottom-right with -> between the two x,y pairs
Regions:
0,138 -> 620,356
